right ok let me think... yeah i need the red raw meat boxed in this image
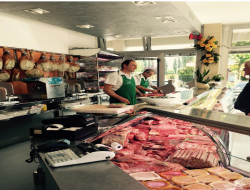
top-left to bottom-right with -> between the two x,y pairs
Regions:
135,132 -> 148,141
117,148 -> 134,156
135,124 -> 151,129
141,120 -> 154,125
152,120 -> 165,125
128,132 -> 135,141
148,136 -> 169,142
131,128 -> 140,134
190,128 -> 198,135
167,135 -> 186,140
113,162 -> 129,170
198,130 -> 205,136
101,126 -> 132,146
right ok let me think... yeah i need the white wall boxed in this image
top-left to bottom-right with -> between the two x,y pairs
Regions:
0,12 -> 97,54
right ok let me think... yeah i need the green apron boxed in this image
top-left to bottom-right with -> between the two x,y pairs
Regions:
109,72 -> 137,105
139,74 -> 150,94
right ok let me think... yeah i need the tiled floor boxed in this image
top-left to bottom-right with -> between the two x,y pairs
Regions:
0,141 -> 39,190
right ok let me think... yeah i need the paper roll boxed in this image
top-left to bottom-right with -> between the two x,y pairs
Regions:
111,142 -> 123,151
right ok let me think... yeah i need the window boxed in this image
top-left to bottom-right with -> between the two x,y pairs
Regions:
164,55 -> 196,87
232,29 -> 250,47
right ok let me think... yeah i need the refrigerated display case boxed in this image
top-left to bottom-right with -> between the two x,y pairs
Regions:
30,104 -> 250,190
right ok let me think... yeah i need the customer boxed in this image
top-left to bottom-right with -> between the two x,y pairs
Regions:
234,60 -> 250,116
134,69 -> 161,94
103,60 -> 144,105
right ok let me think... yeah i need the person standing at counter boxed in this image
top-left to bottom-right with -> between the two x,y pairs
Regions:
134,69 -> 161,94
103,60 -> 145,105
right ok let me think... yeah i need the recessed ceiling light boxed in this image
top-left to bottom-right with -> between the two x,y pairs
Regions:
174,29 -> 189,34
24,8 -> 50,14
132,1 -> 156,6
76,25 -> 94,29
113,34 -> 123,38
155,16 -> 177,23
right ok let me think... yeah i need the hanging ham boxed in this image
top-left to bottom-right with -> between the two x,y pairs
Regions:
0,56 -> 3,69
50,53 -> 59,71
37,52 -> 52,71
58,54 -> 70,72
2,47 -> 15,70
67,56 -> 80,73
25,51 -> 44,78
11,68 -> 20,81
0,69 -> 10,82
18,49 -> 35,70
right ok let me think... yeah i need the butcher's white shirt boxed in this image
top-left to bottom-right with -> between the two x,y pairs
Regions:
105,70 -> 136,91
134,73 -> 154,86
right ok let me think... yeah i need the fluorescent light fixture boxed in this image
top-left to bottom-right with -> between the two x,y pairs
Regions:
113,34 -> 123,38
174,29 -> 189,34
76,25 -> 94,29
132,1 -> 156,6
24,8 -> 50,14
155,16 -> 177,23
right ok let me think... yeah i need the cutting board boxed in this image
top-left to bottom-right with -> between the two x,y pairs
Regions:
72,105 -> 134,114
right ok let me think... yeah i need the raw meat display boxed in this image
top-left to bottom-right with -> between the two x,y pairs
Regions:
196,174 -> 222,183
108,104 -> 126,108
159,171 -> 186,180
234,178 -> 250,190
18,49 -> 35,70
184,169 -> 209,177
37,52 -> 52,71
218,171 -> 244,181
129,172 -> 161,181
209,181 -> 236,190
205,167 -> 229,174
171,176 -> 198,186
184,183 -> 212,190
2,47 -> 15,70
142,179 -> 170,189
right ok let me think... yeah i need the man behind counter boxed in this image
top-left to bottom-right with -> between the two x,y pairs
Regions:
135,69 -> 161,94
103,60 -> 145,105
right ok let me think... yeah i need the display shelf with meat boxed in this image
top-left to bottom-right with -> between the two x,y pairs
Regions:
37,52 -> 53,72
142,179 -> 170,189
184,169 -> 209,177
67,56 -> 80,79
24,50 -> 44,78
184,183 -> 212,190
18,49 -> 35,71
209,181 -> 237,190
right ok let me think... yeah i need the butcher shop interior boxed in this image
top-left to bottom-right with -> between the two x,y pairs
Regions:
1,1 -> 250,190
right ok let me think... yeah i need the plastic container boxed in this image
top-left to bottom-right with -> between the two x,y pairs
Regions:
142,179 -> 170,189
130,172 -> 161,181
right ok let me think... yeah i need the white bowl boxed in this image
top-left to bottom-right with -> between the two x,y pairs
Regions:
140,97 -> 176,105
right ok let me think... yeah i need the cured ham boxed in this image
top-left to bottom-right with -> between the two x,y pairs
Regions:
171,176 -> 198,186
37,52 -> 52,71
0,69 -> 10,82
2,47 -> 15,70
67,56 -> 80,73
184,169 -> 208,177
185,183 -> 211,190
50,53 -> 59,71
0,55 -> 3,69
58,54 -> 70,72
196,174 -> 222,183
11,68 -> 20,81
18,49 -> 34,70
25,51 -> 44,78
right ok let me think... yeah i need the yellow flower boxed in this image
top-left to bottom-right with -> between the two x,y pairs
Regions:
198,41 -> 202,45
206,47 -> 213,51
209,60 -> 214,63
203,59 -> 208,63
205,44 -> 211,48
211,38 -> 217,42
209,57 -> 214,60
201,37 -> 206,42
206,54 -> 211,57
208,40 -> 213,44
212,44 -> 217,48
200,43 -> 205,47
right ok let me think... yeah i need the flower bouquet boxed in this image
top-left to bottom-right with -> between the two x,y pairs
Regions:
194,36 -> 220,66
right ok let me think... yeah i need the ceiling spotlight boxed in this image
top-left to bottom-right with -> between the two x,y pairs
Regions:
155,16 -> 177,23
113,34 -> 123,38
174,29 -> 189,34
24,8 -> 50,14
132,1 -> 156,6
76,25 -> 94,29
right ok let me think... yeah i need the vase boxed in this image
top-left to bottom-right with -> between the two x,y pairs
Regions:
196,82 -> 210,89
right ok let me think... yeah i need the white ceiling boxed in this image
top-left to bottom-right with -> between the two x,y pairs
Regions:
187,1 -> 250,25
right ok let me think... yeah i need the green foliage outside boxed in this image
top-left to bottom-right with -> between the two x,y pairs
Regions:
229,54 -> 250,80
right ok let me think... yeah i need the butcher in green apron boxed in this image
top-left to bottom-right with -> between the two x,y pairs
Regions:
103,60 -> 144,105
135,69 -> 161,94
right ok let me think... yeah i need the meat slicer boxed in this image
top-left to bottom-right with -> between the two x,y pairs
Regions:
64,79 -> 86,97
